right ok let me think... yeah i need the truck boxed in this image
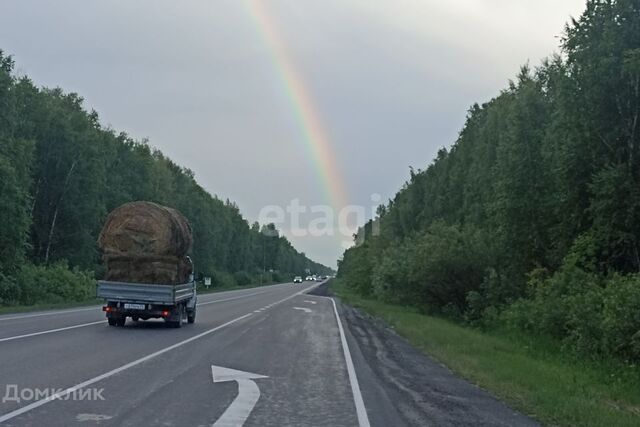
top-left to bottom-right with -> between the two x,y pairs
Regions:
97,258 -> 197,328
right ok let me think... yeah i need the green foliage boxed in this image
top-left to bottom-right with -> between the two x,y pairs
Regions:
338,0 -> 640,363
502,255 -> 640,362
339,242 -> 375,296
209,270 -> 237,289
371,241 -> 412,304
0,263 -> 94,306
409,223 -> 489,315
0,53 -> 34,272
600,275 -> 640,360
233,271 -> 253,287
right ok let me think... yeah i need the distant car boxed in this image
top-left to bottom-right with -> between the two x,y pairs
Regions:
315,276 -> 323,282
305,276 -> 313,281
293,276 -> 303,283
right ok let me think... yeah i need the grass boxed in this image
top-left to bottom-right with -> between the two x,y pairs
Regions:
330,280 -> 640,427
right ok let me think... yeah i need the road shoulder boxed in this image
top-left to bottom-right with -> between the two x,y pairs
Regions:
309,284 -> 539,427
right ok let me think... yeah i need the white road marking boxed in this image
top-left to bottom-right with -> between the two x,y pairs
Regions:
0,294 -> 265,344
76,414 -> 113,422
330,298 -> 371,427
0,284 -> 315,424
0,321 -> 105,343
211,365 -> 268,427
0,314 -> 251,424
0,284 -> 314,344
303,300 -> 317,304
293,307 -> 312,313
0,283 -> 294,322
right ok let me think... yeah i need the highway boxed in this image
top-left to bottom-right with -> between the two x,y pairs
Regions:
0,281 -> 537,426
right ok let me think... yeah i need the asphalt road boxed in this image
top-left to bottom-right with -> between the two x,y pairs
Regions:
0,281 -> 537,426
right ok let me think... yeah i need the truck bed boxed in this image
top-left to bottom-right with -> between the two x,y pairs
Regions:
97,280 -> 195,305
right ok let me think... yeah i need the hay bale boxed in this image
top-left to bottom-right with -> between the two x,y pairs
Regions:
98,201 -> 192,257
103,254 -> 193,284
98,202 -> 193,284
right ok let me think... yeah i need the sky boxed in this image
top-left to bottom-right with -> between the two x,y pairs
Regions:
0,0 -> 587,268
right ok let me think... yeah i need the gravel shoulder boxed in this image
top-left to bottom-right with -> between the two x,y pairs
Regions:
310,283 -> 539,427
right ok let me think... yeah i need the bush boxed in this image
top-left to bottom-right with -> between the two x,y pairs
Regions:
0,273 -> 20,306
233,271 -> 252,286
600,275 -> 640,360
0,262 -> 95,306
408,222 -> 489,315
271,271 -> 285,283
500,239 -> 640,362
339,243 -> 375,296
502,267 -> 600,341
466,268 -> 525,326
210,270 -> 236,288
372,241 -> 413,304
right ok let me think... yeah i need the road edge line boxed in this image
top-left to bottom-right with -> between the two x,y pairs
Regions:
330,297 -> 371,427
0,321 -> 105,343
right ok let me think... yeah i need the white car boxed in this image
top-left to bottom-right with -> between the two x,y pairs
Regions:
293,276 -> 303,283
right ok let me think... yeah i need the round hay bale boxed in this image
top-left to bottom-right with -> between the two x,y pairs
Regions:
98,201 -> 193,257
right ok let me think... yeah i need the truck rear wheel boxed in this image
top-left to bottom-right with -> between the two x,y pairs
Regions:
108,318 -> 117,326
116,316 -> 126,327
170,319 -> 182,328
187,309 -> 196,324
169,305 -> 184,328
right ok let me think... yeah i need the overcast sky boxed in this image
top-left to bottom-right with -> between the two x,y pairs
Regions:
0,1 -> 587,268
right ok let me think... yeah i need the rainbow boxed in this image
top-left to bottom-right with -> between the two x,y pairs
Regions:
243,0 -> 349,211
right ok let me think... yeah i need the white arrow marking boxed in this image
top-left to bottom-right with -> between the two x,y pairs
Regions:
211,365 -> 268,427
293,307 -> 312,313
303,300 -> 317,304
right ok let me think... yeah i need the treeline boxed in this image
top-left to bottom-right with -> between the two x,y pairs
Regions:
339,0 -> 640,362
0,52 -> 330,306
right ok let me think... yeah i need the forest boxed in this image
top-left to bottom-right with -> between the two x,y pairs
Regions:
0,52 -> 330,307
338,0 -> 640,363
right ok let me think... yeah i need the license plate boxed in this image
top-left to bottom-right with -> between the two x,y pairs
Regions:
124,303 -> 145,310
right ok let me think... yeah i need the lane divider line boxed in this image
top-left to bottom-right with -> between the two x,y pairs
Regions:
0,284 -> 316,424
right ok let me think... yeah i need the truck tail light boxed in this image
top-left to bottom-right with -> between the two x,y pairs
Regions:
162,310 -> 170,317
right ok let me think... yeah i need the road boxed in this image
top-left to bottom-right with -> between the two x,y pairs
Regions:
0,282 -> 537,426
